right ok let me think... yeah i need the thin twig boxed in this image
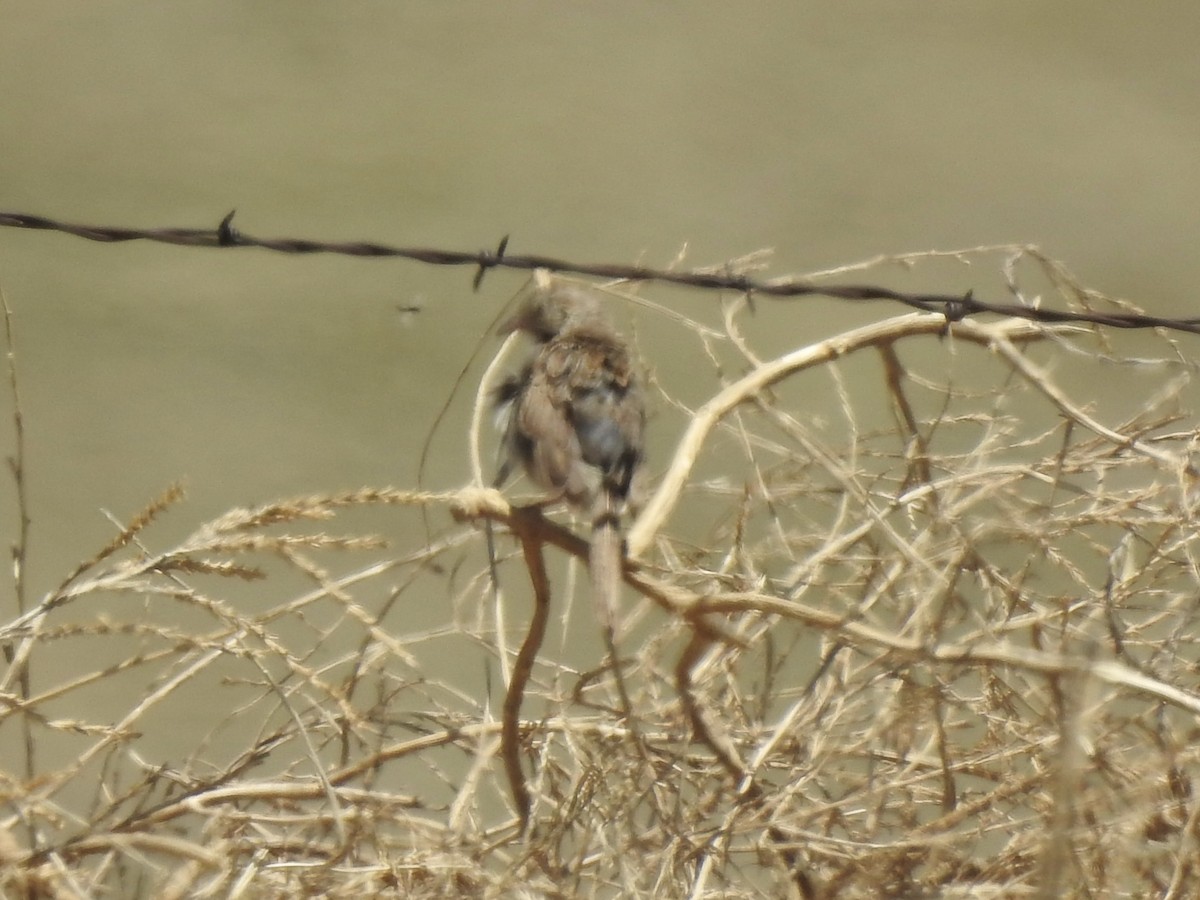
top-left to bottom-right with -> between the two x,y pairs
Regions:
503,505 -> 555,832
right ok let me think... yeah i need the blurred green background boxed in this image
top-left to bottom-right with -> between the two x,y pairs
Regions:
1,2 -> 1198,612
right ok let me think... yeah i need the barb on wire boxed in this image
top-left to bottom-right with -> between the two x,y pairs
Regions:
4,209 -> 1200,336
473,233 -> 509,292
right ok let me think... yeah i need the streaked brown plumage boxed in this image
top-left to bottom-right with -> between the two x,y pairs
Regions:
494,283 -> 645,630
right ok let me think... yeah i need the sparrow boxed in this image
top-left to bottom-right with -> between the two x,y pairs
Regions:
493,282 -> 646,630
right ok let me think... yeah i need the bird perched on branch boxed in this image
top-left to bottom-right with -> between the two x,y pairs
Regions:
493,281 -> 646,632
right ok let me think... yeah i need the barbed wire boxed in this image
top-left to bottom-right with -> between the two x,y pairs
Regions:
4,208 -> 1200,336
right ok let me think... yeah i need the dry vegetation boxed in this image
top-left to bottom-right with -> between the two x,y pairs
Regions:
4,248 -> 1200,898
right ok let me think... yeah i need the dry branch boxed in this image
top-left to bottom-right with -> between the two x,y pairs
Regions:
3,245 -> 1200,897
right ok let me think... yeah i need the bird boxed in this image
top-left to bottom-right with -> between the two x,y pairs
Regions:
493,281 -> 646,634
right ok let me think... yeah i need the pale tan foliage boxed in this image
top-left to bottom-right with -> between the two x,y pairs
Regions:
4,248 -> 1200,898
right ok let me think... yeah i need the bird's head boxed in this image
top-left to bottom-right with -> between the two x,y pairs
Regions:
497,283 -> 608,342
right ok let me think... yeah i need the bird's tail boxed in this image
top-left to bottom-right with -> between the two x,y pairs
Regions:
588,489 -> 623,633
590,487 -> 639,724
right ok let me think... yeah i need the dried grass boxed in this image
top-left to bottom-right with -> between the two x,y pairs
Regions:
4,247 -> 1200,898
